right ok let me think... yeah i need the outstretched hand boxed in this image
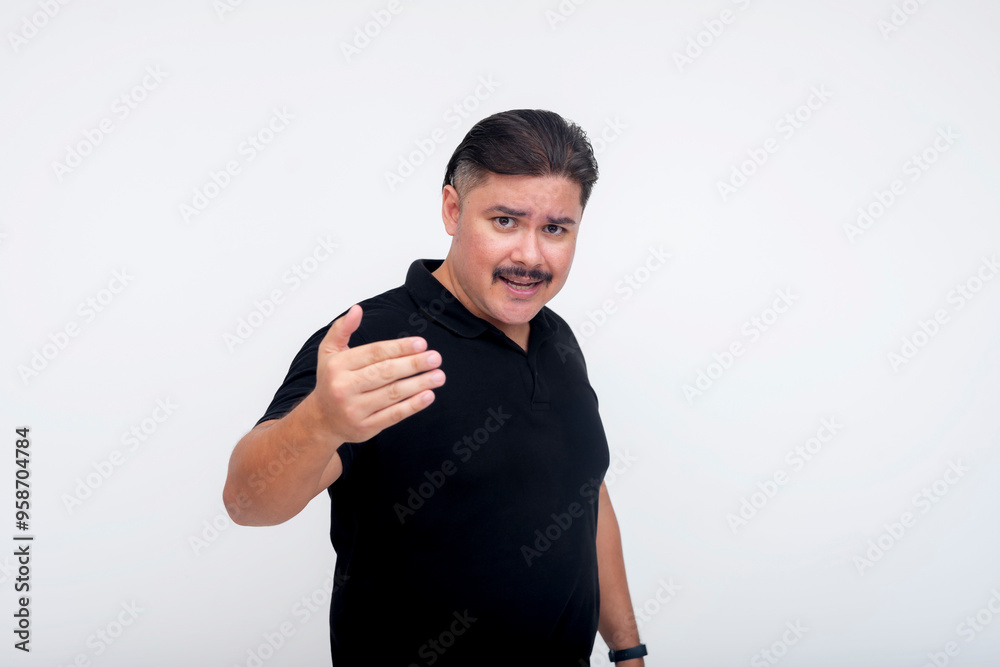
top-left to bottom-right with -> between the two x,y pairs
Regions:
310,304 -> 445,443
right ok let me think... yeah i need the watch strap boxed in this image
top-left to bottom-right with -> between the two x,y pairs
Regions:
609,643 -> 647,662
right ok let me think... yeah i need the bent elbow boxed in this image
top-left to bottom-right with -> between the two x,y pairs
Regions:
222,483 -> 252,526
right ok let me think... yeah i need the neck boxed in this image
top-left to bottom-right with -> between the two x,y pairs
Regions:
431,259 -> 530,351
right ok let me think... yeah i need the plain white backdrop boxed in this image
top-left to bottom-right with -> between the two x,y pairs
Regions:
2,1 -> 999,665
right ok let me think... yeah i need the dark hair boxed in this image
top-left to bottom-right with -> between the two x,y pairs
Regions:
442,109 -> 599,209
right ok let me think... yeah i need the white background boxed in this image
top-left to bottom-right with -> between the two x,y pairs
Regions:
2,1 -> 1000,665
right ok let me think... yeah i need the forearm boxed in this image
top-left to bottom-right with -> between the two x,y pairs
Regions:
223,393 -> 343,526
596,483 -> 644,665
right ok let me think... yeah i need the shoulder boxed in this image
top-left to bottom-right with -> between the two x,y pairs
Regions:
348,284 -> 421,344
537,305 -> 590,370
538,305 -> 582,348
538,306 -> 573,337
289,282 -> 414,359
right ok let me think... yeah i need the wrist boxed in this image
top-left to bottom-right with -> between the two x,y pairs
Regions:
608,643 -> 647,663
293,392 -> 346,449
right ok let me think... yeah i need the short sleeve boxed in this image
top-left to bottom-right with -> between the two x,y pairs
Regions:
256,324 -> 329,426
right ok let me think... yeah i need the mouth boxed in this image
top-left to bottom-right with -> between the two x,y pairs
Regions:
493,266 -> 552,299
498,275 -> 545,298
499,276 -> 541,291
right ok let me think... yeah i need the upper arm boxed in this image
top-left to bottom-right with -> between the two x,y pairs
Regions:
596,481 -> 620,542
316,450 -> 343,494
599,480 -> 612,513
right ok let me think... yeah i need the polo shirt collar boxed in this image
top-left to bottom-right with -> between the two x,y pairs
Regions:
404,259 -> 559,345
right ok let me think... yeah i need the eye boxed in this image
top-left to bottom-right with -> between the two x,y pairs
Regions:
543,224 -> 566,235
494,216 -> 515,228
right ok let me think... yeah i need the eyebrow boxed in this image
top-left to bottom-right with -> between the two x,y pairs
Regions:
485,205 -> 578,227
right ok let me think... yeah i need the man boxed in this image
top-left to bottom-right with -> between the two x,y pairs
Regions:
223,109 -> 646,665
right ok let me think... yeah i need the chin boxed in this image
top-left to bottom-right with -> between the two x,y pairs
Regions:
495,303 -> 543,325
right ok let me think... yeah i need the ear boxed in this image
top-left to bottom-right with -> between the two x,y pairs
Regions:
441,184 -> 461,237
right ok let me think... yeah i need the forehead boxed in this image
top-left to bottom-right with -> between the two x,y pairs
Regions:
464,172 -> 583,214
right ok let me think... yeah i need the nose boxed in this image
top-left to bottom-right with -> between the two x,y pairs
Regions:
510,228 -> 542,267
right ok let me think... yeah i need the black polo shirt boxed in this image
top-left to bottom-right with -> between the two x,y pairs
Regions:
258,259 -> 611,665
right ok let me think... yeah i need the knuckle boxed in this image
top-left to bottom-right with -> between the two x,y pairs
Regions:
377,361 -> 395,382
318,357 -> 338,378
369,344 -> 391,364
361,364 -> 380,382
385,381 -> 401,402
387,402 -> 408,425
329,379 -> 349,403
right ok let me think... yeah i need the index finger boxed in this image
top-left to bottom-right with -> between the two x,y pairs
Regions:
338,336 -> 429,372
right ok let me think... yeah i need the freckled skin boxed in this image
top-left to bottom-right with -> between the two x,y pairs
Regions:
432,173 -> 584,350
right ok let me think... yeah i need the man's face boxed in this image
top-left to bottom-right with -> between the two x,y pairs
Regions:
439,172 -> 584,335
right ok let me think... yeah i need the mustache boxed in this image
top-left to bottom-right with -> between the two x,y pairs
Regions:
493,265 -> 553,284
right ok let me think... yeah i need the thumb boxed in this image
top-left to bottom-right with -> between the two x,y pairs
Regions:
320,304 -> 362,355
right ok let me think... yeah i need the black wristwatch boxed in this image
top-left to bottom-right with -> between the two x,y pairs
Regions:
609,644 -> 647,662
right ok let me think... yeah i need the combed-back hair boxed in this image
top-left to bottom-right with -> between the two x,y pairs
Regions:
443,109 -> 599,209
